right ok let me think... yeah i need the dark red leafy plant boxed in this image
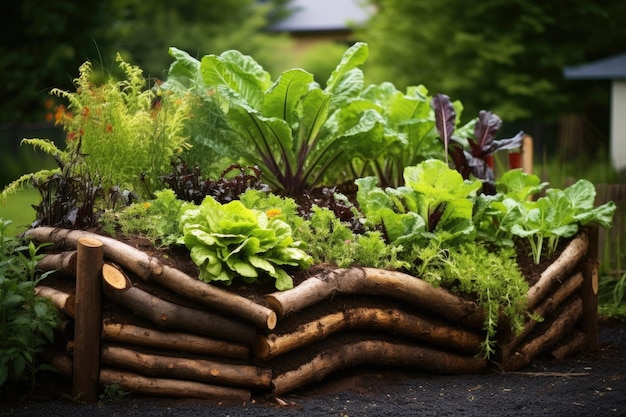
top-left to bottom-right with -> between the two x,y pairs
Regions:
431,93 -> 524,194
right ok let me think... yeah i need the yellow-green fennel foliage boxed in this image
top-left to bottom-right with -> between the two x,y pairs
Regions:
51,54 -> 191,197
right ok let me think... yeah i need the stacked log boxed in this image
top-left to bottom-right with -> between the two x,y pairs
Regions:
27,227 -> 596,402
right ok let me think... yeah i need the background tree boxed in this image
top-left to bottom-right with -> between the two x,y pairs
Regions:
0,0 -> 292,125
0,0 -> 292,187
0,1 -> 114,123
104,0 -> 293,81
358,0 -> 626,137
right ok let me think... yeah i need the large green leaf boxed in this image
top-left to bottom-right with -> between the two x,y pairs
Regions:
298,87 -> 332,148
404,159 -> 481,212
329,68 -> 365,110
563,179 -> 596,210
165,47 -> 202,92
496,169 -> 548,201
264,69 -> 315,126
200,50 -> 271,108
326,42 -> 369,92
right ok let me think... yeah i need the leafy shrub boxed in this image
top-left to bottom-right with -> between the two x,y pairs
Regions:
356,159 -> 482,246
482,170 -> 617,264
0,219 -> 60,394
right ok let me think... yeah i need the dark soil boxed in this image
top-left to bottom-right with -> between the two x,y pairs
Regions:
1,318 -> 624,416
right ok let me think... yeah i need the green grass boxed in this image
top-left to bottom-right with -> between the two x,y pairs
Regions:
0,188 -> 39,236
598,273 -> 626,321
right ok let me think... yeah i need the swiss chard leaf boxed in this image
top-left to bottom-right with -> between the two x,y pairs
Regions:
201,50 -> 271,108
196,42 -> 385,197
325,43 -> 369,92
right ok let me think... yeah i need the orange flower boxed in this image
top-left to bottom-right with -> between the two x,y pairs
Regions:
265,208 -> 282,218
105,123 -> 113,133
54,105 -> 67,125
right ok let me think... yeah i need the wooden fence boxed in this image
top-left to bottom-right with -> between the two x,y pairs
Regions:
596,183 -> 626,278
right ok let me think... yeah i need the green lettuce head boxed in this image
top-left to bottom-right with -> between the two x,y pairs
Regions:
178,196 -> 313,290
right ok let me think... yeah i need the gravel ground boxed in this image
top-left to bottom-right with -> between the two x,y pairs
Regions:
2,319 -> 625,417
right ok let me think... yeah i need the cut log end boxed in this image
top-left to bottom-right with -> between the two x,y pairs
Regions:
78,236 -> 104,249
103,263 -> 130,290
266,311 -> 277,330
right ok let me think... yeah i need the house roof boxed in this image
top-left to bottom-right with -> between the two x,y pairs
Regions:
269,0 -> 373,32
563,52 -> 626,80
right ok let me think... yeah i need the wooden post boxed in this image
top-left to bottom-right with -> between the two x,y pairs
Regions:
72,237 -> 104,403
581,227 -> 599,351
522,134 -> 533,174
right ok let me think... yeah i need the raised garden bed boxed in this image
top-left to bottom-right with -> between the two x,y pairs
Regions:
29,226 -> 599,402
2,42 -> 615,405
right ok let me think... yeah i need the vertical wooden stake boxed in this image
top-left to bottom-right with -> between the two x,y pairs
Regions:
581,227 -> 599,351
522,134 -> 533,174
73,237 -> 104,403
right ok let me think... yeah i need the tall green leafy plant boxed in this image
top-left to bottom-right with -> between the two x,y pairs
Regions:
359,83 -> 444,187
166,43 -> 394,197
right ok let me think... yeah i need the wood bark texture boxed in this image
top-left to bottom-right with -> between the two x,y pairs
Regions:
30,227 -> 593,398
272,340 -> 488,395
72,237 -> 103,403
47,352 -> 251,402
26,227 -> 276,330
100,345 -> 272,389
254,305 -> 483,360
500,297 -> 584,371
102,262 -> 257,345
101,320 -> 250,359
264,267 -> 485,328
